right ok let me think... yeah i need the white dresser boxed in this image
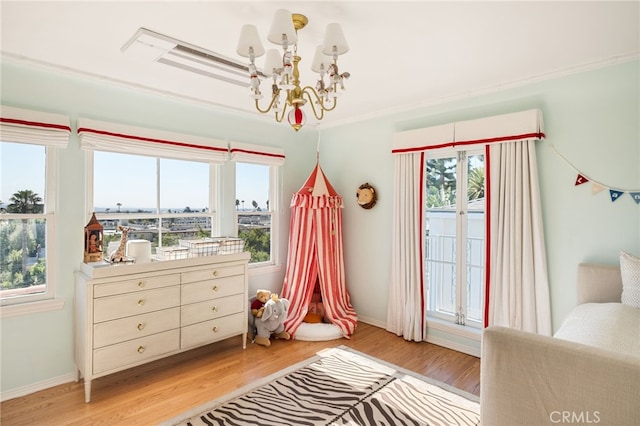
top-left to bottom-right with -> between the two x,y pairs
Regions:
75,252 -> 250,402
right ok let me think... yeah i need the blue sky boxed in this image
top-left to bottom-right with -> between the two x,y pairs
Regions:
1,142 -> 269,211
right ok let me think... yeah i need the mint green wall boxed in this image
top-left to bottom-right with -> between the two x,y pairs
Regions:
321,60 -> 639,333
0,60 -> 318,395
1,59 -> 638,396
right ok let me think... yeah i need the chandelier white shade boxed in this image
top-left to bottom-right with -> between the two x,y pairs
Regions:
236,9 -> 350,131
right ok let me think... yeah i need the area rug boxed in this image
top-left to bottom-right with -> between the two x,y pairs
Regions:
161,345 -> 480,426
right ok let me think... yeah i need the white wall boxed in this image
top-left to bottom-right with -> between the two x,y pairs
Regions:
1,58 -> 638,398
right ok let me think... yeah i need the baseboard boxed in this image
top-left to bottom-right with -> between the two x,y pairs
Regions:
358,317 -> 481,358
425,335 -> 481,358
0,372 -> 77,402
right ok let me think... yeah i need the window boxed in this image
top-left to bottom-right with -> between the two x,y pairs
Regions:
236,162 -> 275,264
91,151 -> 217,256
1,142 -> 55,305
425,148 -> 485,329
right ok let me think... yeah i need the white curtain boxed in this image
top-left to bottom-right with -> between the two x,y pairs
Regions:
0,105 -> 71,148
486,140 -> 552,335
386,152 -> 426,341
389,109 -> 551,338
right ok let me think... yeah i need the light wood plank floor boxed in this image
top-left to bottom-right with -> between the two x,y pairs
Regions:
0,323 -> 480,425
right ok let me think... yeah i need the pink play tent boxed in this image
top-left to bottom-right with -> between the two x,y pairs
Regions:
281,163 -> 358,338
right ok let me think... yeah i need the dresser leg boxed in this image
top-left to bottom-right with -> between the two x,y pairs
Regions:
84,380 -> 92,403
242,332 -> 247,349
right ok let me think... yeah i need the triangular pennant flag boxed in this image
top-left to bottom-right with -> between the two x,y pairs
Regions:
609,190 -> 624,202
591,183 -> 606,195
575,174 -> 589,186
630,192 -> 640,204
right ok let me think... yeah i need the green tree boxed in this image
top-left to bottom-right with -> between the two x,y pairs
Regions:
235,199 -> 240,211
426,159 -> 456,207
239,228 -> 270,263
252,200 -> 258,211
7,190 -> 43,274
467,167 -> 485,200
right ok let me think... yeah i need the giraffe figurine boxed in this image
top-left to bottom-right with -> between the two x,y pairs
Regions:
109,225 -> 131,263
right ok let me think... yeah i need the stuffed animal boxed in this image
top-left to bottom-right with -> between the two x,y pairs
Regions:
255,294 -> 290,347
251,289 -> 271,318
304,292 -> 326,323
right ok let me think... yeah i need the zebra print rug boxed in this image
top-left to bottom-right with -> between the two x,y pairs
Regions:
162,346 -> 480,426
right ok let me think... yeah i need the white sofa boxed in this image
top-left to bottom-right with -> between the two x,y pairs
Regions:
481,263 -> 640,425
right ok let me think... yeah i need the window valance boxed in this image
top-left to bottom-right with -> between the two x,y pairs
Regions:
229,141 -> 285,166
0,105 -> 71,148
392,109 -> 544,154
77,117 -> 229,163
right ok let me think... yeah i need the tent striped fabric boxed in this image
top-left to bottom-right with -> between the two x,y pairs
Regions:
281,163 -> 358,338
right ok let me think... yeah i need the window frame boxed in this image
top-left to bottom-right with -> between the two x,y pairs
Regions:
0,144 -> 58,308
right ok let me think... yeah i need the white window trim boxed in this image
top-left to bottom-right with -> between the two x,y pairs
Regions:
0,147 -> 61,311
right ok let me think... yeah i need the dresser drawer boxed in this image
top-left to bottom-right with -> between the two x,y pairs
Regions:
94,286 -> 180,323
93,329 -> 180,374
181,264 -> 244,284
181,312 -> 245,349
93,307 -> 180,348
94,274 -> 180,298
181,293 -> 244,327
181,275 -> 244,305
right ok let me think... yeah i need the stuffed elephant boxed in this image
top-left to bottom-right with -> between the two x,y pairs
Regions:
255,295 -> 290,347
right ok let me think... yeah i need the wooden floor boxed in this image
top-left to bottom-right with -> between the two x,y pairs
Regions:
0,323 -> 480,425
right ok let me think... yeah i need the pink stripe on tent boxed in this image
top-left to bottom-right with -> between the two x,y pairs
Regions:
281,163 -> 357,338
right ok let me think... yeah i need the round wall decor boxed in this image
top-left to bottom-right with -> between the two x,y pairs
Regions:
356,182 -> 377,209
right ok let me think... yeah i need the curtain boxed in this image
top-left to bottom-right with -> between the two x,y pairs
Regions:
389,109 -> 550,338
386,152 -> 426,341
486,140 -> 552,335
0,105 -> 71,148
77,117 -> 228,163
229,141 -> 285,166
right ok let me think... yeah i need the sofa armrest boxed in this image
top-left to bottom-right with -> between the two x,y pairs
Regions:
481,326 -> 640,426
577,263 -> 622,304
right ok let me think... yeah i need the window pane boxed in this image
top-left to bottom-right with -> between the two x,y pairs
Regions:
425,156 -> 458,318
1,142 -> 46,206
236,163 -> 271,264
236,163 -> 269,211
94,152 -> 156,212
0,218 -> 47,297
160,158 -> 209,212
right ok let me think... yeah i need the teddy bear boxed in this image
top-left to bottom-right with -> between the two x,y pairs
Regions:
255,293 -> 290,347
251,289 -> 271,319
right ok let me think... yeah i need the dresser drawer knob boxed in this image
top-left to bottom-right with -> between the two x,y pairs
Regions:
212,270 -> 219,277
137,322 -> 145,331
137,299 -> 145,307
212,306 -> 219,313
212,326 -> 219,333
137,281 -> 144,288
212,285 -> 219,292
137,346 -> 145,354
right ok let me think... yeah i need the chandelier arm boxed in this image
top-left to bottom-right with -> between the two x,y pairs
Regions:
254,90 -> 282,114
274,102 -> 288,123
302,86 -> 338,113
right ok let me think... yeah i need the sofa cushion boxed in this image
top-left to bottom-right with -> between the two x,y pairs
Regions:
620,251 -> 640,308
554,303 -> 640,357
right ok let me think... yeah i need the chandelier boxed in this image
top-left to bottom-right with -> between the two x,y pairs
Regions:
236,9 -> 350,131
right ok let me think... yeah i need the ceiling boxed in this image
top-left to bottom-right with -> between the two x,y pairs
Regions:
1,1 -> 639,129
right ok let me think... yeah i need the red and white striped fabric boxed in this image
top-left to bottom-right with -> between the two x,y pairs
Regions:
281,163 -> 358,338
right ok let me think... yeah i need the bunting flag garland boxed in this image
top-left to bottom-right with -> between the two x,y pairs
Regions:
551,145 -> 640,205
